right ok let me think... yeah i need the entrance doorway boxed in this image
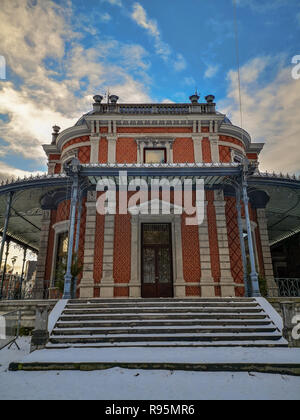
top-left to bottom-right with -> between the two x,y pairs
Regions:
141,223 -> 173,298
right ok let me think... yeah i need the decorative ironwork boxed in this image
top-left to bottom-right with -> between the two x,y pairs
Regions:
275,278 -> 300,297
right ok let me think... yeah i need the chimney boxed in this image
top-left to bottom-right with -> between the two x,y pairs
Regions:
109,95 -> 119,104
189,93 -> 200,104
205,95 -> 215,104
51,125 -> 60,145
93,95 -> 103,112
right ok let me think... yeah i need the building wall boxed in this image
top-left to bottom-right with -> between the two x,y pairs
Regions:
43,124 -> 267,298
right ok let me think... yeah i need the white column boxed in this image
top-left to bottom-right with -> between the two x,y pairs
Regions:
80,191 -> 97,298
174,215 -> 185,297
214,190 -> 235,297
129,215 -> 141,297
210,135 -> 219,163
35,210 -> 51,299
107,135 -> 117,163
192,135 -> 203,163
169,142 -> 174,163
256,208 -> 278,297
198,202 -> 215,297
47,162 -> 56,175
100,214 -> 115,297
90,135 -> 100,163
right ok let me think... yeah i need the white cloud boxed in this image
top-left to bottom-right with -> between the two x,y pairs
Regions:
219,56 -> 300,174
0,0 -> 154,167
101,0 -> 123,7
174,54 -> 187,72
131,3 -> 160,39
100,12 -> 112,23
130,2 -> 188,71
131,2 -> 171,62
183,76 -> 196,86
0,162 -> 42,181
204,65 -> 220,79
235,0 -> 286,12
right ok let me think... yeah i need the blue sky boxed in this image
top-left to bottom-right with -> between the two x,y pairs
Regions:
0,0 -> 300,176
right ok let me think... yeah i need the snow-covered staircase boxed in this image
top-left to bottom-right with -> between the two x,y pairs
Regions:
46,298 -> 288,348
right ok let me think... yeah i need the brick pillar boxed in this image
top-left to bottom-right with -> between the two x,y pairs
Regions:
80,191 -> 97,298
34,210 -> 51,299
198,202 -> 215,297
256,208 -> 278,297
100,214 -> 115,297
214,190 -> 235,297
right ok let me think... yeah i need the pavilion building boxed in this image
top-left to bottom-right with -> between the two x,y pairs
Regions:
1,93 -> 300,301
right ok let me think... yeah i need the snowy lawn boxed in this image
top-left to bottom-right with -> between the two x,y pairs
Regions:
0,338 -> 300,400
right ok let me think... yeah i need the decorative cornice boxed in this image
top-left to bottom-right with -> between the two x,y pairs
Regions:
219,123 -> 252,150
135,137 -> 175,144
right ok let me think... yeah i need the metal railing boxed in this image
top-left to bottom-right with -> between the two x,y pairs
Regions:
275,278 -> 300,297
96,102 -> 216,115
0,273 -> 51,300
0,310 -> 21,349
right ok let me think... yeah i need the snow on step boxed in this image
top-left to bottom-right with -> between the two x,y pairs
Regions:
47,298 -> 288,348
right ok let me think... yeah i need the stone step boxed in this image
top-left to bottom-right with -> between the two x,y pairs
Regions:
49,332 -> 284,344
67,298 -> 257,304
55,319 -> 273,328
65,302 -> 259,310
62,307 -> 264,315
59,313 -> 269,322
52,325 -> 278,336
45,341 -> 289,349
47,298 -> 286,350
12,358 -> 297,373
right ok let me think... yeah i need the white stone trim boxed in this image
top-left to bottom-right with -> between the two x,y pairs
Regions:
61,142 -> 90,159
90,136 -> 100,163
192,135 -> 203,163
213,190 -> 235,297
219,141 -> 245,155
128,202 -> 184,298
135,137 -> 175,164
80,193 -> 97,298
198,202 -> 214,297
209,135 -> 220,163
50,220 -> 70,287
100,214 -> 115,297
107,135 -> 117,163
256,208 -> 278,297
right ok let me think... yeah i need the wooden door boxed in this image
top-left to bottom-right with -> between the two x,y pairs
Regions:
141,223 -> 173,298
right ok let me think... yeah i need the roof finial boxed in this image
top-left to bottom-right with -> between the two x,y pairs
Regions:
51,125 -> 60,145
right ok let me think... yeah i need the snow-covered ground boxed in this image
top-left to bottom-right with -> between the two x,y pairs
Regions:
0,338 -> 300,400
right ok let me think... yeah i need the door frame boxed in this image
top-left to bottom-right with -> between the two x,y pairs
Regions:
141,222 -> 174,298
134,215 -> 180,298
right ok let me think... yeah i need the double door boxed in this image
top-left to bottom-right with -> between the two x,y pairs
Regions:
141,223 -> 173,298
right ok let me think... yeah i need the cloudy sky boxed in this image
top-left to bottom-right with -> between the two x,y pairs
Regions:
0,0 -> 300,178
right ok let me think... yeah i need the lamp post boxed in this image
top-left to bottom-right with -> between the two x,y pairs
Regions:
63,158 -> 81,300
19,247 -> 27,299
241,159 -> 261,297
0,192 -> 13,299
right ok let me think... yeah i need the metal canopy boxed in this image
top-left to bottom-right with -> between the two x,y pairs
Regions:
0,175 -> 71,250
0,167 -> 299,252
80,162 -> 242,178
249,174 -> 300,246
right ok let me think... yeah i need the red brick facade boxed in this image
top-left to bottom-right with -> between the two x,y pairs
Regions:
42,117 -> 268,299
